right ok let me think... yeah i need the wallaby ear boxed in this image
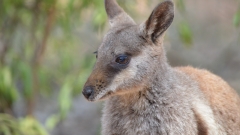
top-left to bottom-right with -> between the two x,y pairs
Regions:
140,1 -> 174,43
105,0 -> 135,27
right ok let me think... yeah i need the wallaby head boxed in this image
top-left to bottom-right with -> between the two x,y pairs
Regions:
83,0 -> 174,101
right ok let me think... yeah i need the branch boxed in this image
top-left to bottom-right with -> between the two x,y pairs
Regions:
27,4 -> 56,116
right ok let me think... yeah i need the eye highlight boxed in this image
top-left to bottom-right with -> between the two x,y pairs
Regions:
115,55 -> 130,65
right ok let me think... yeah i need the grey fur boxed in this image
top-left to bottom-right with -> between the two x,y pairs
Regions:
82,0 -> 240,135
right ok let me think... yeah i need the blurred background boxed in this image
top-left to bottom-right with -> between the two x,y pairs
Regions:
0,0 -> 239,135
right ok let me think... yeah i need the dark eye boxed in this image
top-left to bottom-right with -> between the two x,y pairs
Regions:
115,55 -> 130,65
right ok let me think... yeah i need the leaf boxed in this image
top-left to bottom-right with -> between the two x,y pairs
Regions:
178,22 -> 193,47
175,0 -> 185,13
2,67 -> 12,88
92,2 -> 107,29
58,81 -> 72,118
38,67 -> 51,96
233,8 -> 240,27
0,114 -> 22,135
0,125 -> 11,135
8,87 -> 18,104
19,63 -> 33,98
0,67 -> 18,107
45,114 -> 61,130
19,117 -> 49,135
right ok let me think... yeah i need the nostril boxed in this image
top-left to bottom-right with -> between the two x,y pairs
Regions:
82,86 -> 94,99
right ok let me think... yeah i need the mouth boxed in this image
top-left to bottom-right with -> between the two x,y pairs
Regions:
85,95 -> 95,102
86,90 -> 114,102
99,91 -> 114,100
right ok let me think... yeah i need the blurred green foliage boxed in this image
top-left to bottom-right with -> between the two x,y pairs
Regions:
175,0 -> 185,13
233,6 -> 240,27
174,0 -> 193,47
0,0 -> 103,133
0,67 -> 17,113
0,114 -> 49,135
178,22 -> 193,46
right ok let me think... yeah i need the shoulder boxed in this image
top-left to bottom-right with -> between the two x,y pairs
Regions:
175,66 -> 240,134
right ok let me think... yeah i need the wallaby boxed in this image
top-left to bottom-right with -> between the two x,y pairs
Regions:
82,0 -> 240,134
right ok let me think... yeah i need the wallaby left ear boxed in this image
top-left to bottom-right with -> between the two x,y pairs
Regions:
141,1 -> 174,43
105,0 -> 135,28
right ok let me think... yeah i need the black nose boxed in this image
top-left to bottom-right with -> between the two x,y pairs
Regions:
82,86 -> 94,99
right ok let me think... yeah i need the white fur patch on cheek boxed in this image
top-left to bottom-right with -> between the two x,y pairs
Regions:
94,48 -> 152,100
93,58 -> 140,101
107,51 -> 150,92
107,60 -> 138,92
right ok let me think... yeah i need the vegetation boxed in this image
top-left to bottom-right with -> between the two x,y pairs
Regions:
0,0 -> 239,134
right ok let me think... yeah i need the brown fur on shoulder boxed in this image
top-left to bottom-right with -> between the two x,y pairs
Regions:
177,66 -> 240,134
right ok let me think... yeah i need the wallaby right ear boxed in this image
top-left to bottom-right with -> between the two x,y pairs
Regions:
140,1 -> 174,43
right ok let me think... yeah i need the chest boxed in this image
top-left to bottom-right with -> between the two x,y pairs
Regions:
101,98 -> 197,135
